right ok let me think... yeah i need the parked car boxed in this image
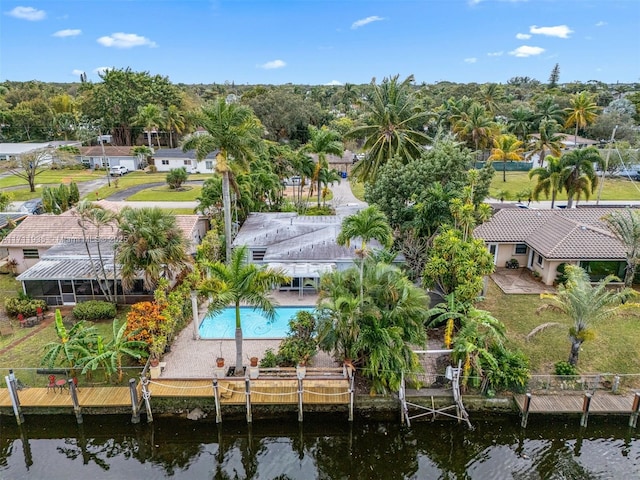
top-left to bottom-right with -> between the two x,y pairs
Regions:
109,165 -> 128,176
20,199 -> 44,215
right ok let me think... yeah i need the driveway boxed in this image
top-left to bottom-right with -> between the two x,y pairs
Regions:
491,268 -> 555,294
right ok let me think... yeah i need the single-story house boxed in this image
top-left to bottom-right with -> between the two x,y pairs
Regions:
0,141 -> 81,162
473,208 -> 628,285
232,212 -> 381,296
78,146 -> 146,171
152,148 -> 217,174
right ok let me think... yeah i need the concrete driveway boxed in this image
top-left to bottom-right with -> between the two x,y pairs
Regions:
490,268 -> 555,294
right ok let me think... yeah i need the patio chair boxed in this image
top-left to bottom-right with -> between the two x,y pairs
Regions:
17,314 -> 27,328
47,374 -> 56,393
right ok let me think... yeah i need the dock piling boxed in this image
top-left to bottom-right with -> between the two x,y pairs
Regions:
580,393 -> 592,428
129,379 -> 140,424
521,393 -> 532,428
630,392 -> 640,428
298,378 -> 303,422
69,378 -> 83,424
5,374 -> 24,425
245,378 -> 252,424
141,377 -> 153,423
212,379 -> 222,423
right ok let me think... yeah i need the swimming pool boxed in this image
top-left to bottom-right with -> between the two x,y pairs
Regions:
199,306 -> 315,339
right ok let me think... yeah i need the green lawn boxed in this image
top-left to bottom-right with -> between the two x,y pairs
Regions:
490,171 -> 640,202
89,172 -> 208,201
0,169 -> 104,189
127,185 -> 203,201
349,181 -> 365,201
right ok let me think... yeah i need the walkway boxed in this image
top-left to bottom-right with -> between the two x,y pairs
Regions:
491,268 -> 555,294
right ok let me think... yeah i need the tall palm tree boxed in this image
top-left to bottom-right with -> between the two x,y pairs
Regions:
199,245 -> 290,372
302,126 -> 343,207
164,105 -> 185,149
132,104 -> 163,149
602,208 -> 640,286
560,147 -> 601,208
337,206 -> 393,305
117,207 -> 190,291
527,119 -> 564,165
454,103 -> 497,160
478,83 -> 504,116
539,265 -> 636,366
507,105 -> 534,142
528,155 -> 564,208
74,200 -> 118,303
534,95 -> 565,127
487,134 -> 524,182
564,91 -> 599,147
182,99 -> 263,262
347,74 -> 430,182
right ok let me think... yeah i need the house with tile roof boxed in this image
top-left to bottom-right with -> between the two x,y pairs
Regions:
0,205 -> 208,305
473,208 -> 628,285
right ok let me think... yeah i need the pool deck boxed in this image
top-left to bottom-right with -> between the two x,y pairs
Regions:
160,291 -> 339,378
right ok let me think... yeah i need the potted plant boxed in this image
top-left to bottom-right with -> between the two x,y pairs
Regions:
506,258 -> 519,269
216,357 -> 225,368
250,356 -> 259,367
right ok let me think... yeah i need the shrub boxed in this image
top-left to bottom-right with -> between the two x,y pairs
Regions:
555,263 -> 569,286
259,349 -> 279,368
277,311 -> 318,366
166,167 -> 188,189
72,300 -> 116,321
554,361 -> 578,377
125,301 -> 167,358
147,165 -> 158,173
4,295 -> 47,317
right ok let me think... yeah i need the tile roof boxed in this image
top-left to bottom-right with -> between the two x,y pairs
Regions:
474,208 -> 626,260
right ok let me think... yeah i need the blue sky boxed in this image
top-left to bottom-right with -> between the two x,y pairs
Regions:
1,0 -> 638,86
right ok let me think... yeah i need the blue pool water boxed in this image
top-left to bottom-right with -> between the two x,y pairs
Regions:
199,306 -> 315,339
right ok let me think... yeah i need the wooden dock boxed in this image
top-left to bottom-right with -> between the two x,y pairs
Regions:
514,392 -> 638,414
0,386 -> 133,408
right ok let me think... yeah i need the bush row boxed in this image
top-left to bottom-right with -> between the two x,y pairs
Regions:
72,300 -> 117,321
4,296 -> 47,317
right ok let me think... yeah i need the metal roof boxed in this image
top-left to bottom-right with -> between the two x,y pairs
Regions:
17,258 -> 116,281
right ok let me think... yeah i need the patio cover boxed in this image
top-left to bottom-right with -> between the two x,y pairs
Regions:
267,262 -> 335,278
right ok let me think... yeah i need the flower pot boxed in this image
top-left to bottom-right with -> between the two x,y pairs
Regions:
216,358 -> 225,368
250,357 -> 259,367
150,357 -> 160,367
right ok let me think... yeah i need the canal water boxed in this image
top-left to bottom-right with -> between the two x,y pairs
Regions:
1,413 -> 639,479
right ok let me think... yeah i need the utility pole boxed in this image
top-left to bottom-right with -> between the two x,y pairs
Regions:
99,130 -> 110,187
596,125 -> 617,205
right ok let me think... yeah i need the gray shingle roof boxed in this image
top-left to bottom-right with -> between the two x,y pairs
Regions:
474,208 -> 626,260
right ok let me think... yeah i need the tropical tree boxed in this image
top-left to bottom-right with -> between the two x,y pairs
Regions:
534,95 -> 565,127
528,155 -> 564,209
602,208 -> 640,286
336,206 -> 393,305
507,105 -> 534,142
117,207 -> 189,291
166,167 -> 188,189
565,91 -> 599,146
74,200 -> 118,303
42,309 -> 97,370
81,319 -> 146,382
6,148 -> 50,192
131,103 -> 164,149
527,119 -> 564,165
302,126 -> 343,207
487,134 -> 524,182
199,245 -> 290,372
453,103 -> 497,160
182,99 -> 264,262
164,104 -> 185,148
560,147 -> 600,208
347,74 -> 430,182
478,83 -> 504,116
538,265 -> 636,366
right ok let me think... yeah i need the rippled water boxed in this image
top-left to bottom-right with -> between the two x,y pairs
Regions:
1,413 -> 639,479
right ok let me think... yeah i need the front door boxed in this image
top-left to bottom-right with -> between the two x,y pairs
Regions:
60,280 -> 76,305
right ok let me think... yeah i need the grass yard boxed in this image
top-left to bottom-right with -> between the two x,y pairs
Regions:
490,171 -> 640,202
349,181 -> 365,201
87,172 -> 208,201
0,169 -> 104,190
479,279 -> 640,375
127,185 -> 202,201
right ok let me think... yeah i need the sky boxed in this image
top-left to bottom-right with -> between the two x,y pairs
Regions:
1,0 -> 639,86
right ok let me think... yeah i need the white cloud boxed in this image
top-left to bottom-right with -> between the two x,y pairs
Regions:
529,25 -> 573,38
259,59 -> 286,70
6,6 -> 45,21
516,33 -> 531,40
351,16 -> 384,29
595,21 -> 607,27
464,57 -> 477,64
509,45 -> 545,57
325,80 -> 343,86
97,32 -> 157,48
71,69 -> 85,76
53,29 -> 81,38
487,51 -> 503,57
94,66 -> 112,75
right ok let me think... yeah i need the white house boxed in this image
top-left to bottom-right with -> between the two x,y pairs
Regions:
152,148 -> 217,174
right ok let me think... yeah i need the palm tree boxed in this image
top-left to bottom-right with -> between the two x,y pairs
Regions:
560,147 -> 600,208
487,134 -> 524,182
527,119 -> 564,165
565,91 -> 599,147
602,208 -> 640,286
182,99 -> 263,262
454,103 -> 497,160
534,95 -> 565,127
132,104 -> 163,149
117,207 -> 189,291
74,200 -> 118,303
528,155 -> 564,208
199,245 -> 290,372
302,126 -> 343,207
336,206 -> 393,305
539,265 -> 636,366
347,74 -> 430,182
478,83 -> 504,116
163,105 -> 185,149
507,105 -> 534,142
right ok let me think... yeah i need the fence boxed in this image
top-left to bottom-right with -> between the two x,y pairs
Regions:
527,373 -> 640,393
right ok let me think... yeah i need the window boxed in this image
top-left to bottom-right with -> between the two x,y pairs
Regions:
489,244 -> 497,255
183,160 -> 191,166
537,254 -> 543,266
514,244 -> 528,255
23,248 -> 39,259
205,161 -> 213,170
161,160 -> 169,165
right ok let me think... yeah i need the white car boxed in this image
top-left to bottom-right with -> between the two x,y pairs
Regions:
109,165 -> 128,176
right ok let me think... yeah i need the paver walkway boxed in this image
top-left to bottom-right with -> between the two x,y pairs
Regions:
491,268 -> 555,294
